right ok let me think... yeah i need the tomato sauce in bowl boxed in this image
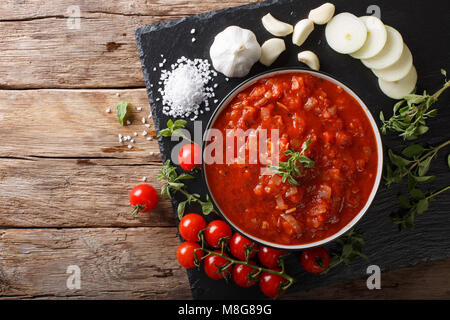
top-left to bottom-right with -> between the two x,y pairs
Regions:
203,70 -> 382,248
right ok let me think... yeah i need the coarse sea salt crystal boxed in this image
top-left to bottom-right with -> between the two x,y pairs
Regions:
159,57 -> 216,118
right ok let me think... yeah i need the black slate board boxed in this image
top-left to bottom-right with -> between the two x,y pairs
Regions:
136,0 -> 450,299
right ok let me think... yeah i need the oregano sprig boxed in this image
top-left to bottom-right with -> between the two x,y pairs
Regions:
322,229 -> 368,274
157,160 -> 216,220
391,185 -> 450,230
385,140 -> 450,187
268,139 -> 314,186
380,69 -> 450,140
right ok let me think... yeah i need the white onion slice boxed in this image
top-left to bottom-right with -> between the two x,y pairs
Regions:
372,44 -> 413,81
361,26 -> 403,69
259,38 -> 286,66
325,12 -> 367,54
261,13 -> 293,37
350,16 -> 387,59
379,66 -> 417,99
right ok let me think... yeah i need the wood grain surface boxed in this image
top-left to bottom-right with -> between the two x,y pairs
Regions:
0,0 -> 449,300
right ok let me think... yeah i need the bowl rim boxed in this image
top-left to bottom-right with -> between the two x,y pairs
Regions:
201,67 -> 383,251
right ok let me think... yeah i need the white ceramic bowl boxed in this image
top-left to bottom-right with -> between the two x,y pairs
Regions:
202,68 -> 383,250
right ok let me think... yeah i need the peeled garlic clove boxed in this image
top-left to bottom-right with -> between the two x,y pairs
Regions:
308,3 -> 335,25
298,51 -> 320,70
292,19 -> 314,46
260,38 -> 286,66
262,13 -> 293,36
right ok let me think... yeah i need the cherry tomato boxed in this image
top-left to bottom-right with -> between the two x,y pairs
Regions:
258,246 -> 286,269
259,271 -> 288,298
178,143 -> 202,171
203,251 -> 231,280
232,261 -> 259,288
129,184 -> 158,215
179,213 -> 207,242
230,233 -> 258,261
205,220 -> 232,248
176,242 -> 204,269
301,247 -> 330,274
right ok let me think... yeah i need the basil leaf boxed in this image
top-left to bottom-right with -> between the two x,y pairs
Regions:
116,101 -> 129,126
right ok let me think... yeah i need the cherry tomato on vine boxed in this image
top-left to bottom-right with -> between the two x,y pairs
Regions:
176,242 -> 204,269
205,220 -> 232,248
258,246 -> 286,269
178,143 -> 202,171
259,271 -> 288,298
232,261 -> 259,288
301,247 -> 330,274
179,213 -> 207,242
230,233 -> 258,261
203,251 -> 231,280
129,184 -> 158,215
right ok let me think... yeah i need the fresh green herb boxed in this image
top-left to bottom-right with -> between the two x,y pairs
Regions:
391,185 -> 450,230
322,229 -> 368,274
268,139 -> 315,186
116,101 -> 130,126
157,160 -> 216,220
380,69 -> 450,140
384,140 -> 450,187
157,119 -> 193,143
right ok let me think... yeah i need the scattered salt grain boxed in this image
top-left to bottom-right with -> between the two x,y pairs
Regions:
141,117 -> 146,124
133,132 -> 138,137
190,29 -> 196,34
146,136 -> 153,141
126,120 -> 131,125
213,83 -> 218,88
145,123 -> 151,128
128,145 -> 133,149
137,106 -> 142,111
116,92 -> 120,97
106,108 -> 111,113
142,131 -> 148,136
142,176 -> 147,182
192,38 -> 196,42
149,151 -> 155,156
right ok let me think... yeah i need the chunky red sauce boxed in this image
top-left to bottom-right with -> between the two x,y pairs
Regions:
205,73 -> 378,245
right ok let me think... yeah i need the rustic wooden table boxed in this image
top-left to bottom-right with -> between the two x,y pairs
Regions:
0,0 -> 449,299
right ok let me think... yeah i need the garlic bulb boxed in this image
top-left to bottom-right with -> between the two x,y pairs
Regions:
210,26 -> 261,78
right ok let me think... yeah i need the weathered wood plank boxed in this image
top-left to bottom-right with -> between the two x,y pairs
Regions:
0,158 -> 174,227
0,89 -> 162,160
284,258 -> 450,300
0,0 -> 258,19
0,0 -> 259,88
0,227 -> 191,299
